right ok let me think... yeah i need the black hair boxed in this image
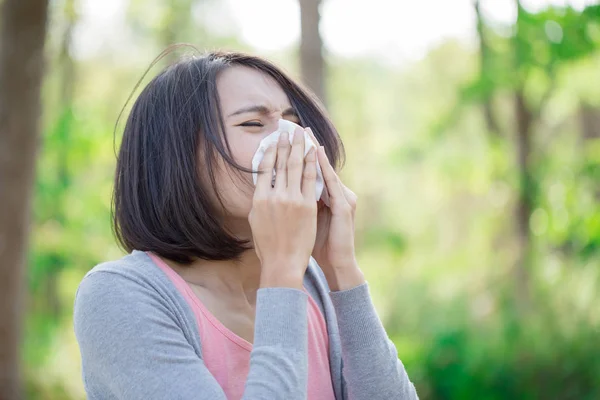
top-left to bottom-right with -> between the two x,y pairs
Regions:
113,49 -> 344,264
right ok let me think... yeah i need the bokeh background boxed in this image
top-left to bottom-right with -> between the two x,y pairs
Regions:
9,0 -> 600,398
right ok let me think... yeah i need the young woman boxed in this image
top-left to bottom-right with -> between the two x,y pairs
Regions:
73,51 -> 418,400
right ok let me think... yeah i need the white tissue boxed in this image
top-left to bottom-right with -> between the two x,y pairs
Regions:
251,119 -> 329,204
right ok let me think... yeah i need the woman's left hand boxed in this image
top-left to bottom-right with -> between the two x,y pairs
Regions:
307,128 -> 366,291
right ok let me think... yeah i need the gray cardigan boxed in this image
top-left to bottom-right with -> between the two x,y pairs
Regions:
73,250 -> 418,399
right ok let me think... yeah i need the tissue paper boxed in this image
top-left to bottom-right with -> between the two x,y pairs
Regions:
251,119 -> 328,204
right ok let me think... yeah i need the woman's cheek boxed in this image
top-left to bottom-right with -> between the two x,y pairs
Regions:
232,134 -> 265,170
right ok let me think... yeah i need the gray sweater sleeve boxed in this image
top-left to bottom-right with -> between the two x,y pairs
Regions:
329,282 -> 418,400
74,271 -> 308,400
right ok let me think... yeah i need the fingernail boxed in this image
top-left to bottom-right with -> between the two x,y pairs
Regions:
306,147 -> 315,160
279,131 -> 288,143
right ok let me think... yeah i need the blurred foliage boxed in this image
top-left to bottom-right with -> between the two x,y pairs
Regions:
22,0 -> 600,398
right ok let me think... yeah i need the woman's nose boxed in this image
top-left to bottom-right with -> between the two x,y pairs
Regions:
263,120 -> 280,136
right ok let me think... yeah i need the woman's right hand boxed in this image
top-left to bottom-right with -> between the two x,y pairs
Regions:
249,127 -> 318,290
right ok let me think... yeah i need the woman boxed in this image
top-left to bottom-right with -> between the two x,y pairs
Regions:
73,51 -> 418,400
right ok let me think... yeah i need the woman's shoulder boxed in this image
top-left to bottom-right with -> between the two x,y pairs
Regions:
73,251 -> 191,328
74,251 -> 169,317
73,250 -> 201,350
73,252 -> 206,397
74,250 -> 188,315
80,250 -> 160,284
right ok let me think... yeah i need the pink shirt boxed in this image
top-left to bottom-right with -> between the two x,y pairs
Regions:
149,253 -> 336,400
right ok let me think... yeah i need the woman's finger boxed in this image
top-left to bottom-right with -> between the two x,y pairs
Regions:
301,147 -> 317,200
287,126 -> 305,193
341,184 -> 357,212
317,146 -> 347,206
274,131 -> 290,191
256,142 -> 277,193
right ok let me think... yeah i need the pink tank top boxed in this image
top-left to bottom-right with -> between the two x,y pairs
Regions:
149,253 -> 336,400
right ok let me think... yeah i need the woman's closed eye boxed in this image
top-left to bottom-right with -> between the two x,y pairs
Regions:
239,121 -> 264,127
238,117 -> 301,129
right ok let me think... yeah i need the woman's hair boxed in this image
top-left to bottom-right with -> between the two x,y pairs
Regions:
112,50 -> 344,264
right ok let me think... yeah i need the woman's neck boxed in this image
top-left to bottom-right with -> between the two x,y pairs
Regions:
164,249 -> 263,306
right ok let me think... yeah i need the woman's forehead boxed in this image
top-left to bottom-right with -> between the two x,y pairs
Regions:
217,66 -> 291,112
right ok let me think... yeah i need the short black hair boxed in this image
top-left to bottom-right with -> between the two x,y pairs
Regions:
112,50 -> 344,264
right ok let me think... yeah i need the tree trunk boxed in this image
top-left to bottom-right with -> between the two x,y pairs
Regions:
579,103 -> 600,141
579,103 -> 600,201
514,90 -> 533,311
161,0 -> 193,64
0,0 -> 49,398
510,0 -> 536,313
474,0 -> 500,138
299,0 -> 326,105
59,0 -> 76,110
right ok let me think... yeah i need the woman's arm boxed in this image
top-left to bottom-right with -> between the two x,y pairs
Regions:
74,270 -> 309,400
307,136 -> 418,399
329,281 -> 418,400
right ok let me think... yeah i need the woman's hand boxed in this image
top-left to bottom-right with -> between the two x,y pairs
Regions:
249,128 -> 318,290
307,128 -> 366,291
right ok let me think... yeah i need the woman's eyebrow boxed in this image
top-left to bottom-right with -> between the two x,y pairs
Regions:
227,105 -> 297,118
281,107 -> 298,118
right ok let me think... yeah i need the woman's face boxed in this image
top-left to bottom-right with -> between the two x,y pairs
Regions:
210,65 -> 301,221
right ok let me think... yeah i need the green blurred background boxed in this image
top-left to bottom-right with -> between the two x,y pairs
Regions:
21,0 -> 600,398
